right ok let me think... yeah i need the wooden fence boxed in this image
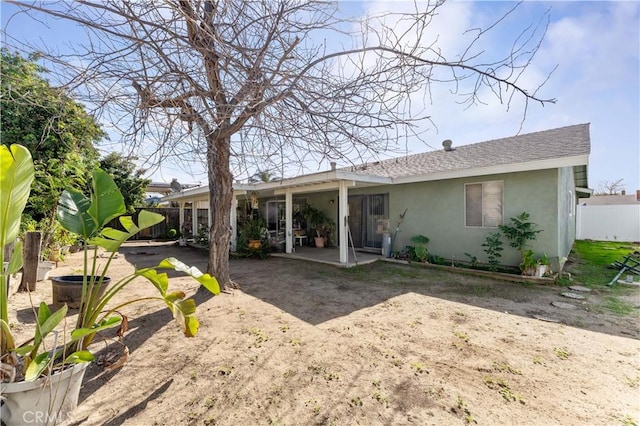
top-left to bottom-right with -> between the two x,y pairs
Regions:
106,207 -> 213,239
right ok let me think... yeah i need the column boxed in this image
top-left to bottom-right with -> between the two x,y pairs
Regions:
230,196 -> 238,251
178,202 -> 185,234
338,180 -> 349,264
285,190 -> 293,254
191,201 -> 198,239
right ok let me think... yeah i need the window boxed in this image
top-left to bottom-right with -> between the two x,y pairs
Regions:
465,181 -> 503,227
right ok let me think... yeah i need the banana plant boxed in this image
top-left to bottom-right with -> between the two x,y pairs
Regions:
57,168 -> 220,352
1,144 -> 88,382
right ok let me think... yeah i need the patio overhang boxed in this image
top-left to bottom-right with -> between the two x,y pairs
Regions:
160,171 -> 389,265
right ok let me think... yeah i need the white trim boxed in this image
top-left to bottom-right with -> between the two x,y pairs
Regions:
274,180 -> 355,195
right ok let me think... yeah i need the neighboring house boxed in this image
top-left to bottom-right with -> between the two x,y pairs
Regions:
164,123 -> 591,269
577,191 -> 640,242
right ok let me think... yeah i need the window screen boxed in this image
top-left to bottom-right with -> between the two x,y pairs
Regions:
465,181 -> 503,227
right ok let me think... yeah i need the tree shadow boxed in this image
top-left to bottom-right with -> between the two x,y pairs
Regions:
69,378 -> 173,426
233,256 -> 640,340
77,284 -> 214,402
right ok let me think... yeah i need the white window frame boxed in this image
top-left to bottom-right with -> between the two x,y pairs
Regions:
464,181 -> 504,228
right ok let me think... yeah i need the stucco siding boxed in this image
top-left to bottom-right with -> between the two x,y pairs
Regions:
384,169 -> 561,267
557,167 -> 576,261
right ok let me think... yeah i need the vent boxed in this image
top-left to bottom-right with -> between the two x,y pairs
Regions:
442,139 -> 454,152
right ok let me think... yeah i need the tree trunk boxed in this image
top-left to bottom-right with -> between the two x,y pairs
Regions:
207,134 -> 234,288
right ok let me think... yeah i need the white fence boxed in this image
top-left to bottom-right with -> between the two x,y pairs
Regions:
576,204 -> 640,242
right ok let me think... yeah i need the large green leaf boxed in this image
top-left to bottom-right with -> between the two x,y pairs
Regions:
32,302 -> 67,357
137,210 -> 165,229
156,257 -> 221,295
91,210 -> 164,252
25,351 -> 52,381
57,187 -> 95,238
65,350 -> 95,363
5,239 -> 23,275
88,169 -> 126,229
136,268 -> 169,295
165,297 -> 199,337
70,316 -> 122,340
0,144 -> 34,245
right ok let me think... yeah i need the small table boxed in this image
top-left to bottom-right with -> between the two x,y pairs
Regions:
294,235 -> 307,247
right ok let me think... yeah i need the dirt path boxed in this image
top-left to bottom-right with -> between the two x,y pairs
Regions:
8,242 -> 640,425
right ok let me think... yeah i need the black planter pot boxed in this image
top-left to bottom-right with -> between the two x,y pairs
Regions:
50,275 -> 111,309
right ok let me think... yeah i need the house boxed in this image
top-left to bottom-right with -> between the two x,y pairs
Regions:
163,123 -> 591,269
577,190 -> 640,242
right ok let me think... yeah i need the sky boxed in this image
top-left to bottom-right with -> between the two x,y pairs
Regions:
1,1 -> 639,193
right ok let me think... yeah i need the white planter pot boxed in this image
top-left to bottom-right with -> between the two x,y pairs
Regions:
0,362 -> 89,426
536,264 -> 549,278
37,261 -> 56,282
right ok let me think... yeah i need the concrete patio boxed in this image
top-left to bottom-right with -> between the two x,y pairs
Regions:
271,245 -> 383,267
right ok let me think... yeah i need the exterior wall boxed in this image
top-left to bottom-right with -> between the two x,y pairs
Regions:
576,204 -> 640,242
376,169 -> 561,267
556,167 -> 577,261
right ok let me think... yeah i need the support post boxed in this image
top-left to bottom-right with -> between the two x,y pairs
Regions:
20,231 -> 41,292
285,190 -> 293,254
178,202 -> 185,234
191,201 -> 198,240
230,196 -> 238,251
338,180 -> 349,264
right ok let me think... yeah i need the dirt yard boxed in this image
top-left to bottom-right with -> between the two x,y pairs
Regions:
8,241 -> 640,425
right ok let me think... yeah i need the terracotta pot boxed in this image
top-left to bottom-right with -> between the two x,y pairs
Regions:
49,249 -> 61,262
248,239 -> 262,249
50,275 -> 111,310
314,237 -> 325,248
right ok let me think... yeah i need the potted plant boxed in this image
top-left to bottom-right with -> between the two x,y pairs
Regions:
301,204 -> 334,248
536,253 -> 551,277
240,217 -> 268,249
1,146 -> 221,424
0,144 -> 93,425
519,249 -> 538,276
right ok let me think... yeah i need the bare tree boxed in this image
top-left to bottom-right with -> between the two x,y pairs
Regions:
596,179 -> 626,195
5,0 -> 555,287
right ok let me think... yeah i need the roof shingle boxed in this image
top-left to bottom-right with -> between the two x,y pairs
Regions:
347,123 -> 591,178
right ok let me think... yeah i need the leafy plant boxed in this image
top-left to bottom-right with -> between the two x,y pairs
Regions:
409,235 -> 429,262
519,249 -> 538,276
498,212 -> 542,254
301,204 -> 335,246
240,217 -> 268,241
482,232 -> 503,272
1,144 -> 89,383
196,223 -> 210,246
464,253 -> 478,269
56,168 -> 221,354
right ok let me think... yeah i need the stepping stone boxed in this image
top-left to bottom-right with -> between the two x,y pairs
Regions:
561,292 -> 586,300
551,301 -> 577,310
617,280 -> 640,287
533,315 -> 560,323
568,285 -> 592,293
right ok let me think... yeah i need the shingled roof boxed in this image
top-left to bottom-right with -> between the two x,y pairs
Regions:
346,123 -> 591,180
